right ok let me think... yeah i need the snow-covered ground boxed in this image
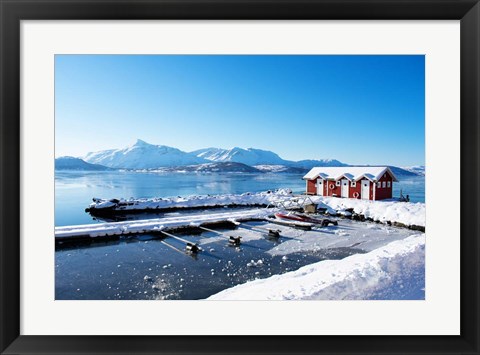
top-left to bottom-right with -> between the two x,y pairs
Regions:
313,196 -> 425,227
198,219 -> 420,255
87,190 -> 425,228
195,217 -> 425,301
208,234 -> 425,300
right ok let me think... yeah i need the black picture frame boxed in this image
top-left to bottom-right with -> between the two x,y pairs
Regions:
1,1 -> 479,354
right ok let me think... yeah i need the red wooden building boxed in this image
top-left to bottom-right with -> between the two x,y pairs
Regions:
303,166 -> 398,200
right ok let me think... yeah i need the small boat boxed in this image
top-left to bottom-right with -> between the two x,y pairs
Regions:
274,212 -> 306,222
265,217 -> 313,230
275,212 -> 338,227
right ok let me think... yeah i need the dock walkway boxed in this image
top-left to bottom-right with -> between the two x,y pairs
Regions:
55,208 -> 277,241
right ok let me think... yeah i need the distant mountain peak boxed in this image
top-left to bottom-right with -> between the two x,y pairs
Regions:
133,138 -> 151,147
400,165 -> 425,176
55,156 -> 112,171
58,155 -> 77,160
83,141 -> 207,169
127,140 -> 181,155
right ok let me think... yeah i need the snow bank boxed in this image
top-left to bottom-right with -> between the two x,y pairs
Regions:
207,234 -> 425,300
310,196 -> 425,227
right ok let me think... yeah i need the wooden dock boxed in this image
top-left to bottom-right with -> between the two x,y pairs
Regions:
55,209 -> 276,242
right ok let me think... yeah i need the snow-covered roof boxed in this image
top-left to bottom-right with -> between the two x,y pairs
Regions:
303,166 -> 398,182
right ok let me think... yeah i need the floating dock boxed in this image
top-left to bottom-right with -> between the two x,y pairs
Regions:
55,209 -> 277,243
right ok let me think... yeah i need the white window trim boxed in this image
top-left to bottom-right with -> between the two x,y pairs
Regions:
382,181 -> 386,188
336,180 -> 341,186
387,181 -> 391,188
351,181 -> 356,187
377,182 -> 381,188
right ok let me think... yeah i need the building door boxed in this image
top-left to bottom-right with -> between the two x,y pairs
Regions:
361,180 -> 370,200
341,179 -> 349,198
316,178 -> 324,196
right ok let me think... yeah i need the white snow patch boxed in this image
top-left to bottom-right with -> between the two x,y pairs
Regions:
309,196 -> 425,227
208,235 -> 425,300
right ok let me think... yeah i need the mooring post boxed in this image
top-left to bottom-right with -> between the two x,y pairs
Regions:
235,224 -> 281,238
228,236 -> 242,246
198,225 -> 242,245
161,230 -> 201,253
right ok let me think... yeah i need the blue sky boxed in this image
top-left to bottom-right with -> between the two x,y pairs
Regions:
55,55 -> 425,166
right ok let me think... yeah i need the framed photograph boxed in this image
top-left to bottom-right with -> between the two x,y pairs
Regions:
1,0 -> 479,354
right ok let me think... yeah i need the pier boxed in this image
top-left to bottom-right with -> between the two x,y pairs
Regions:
55,208 -> 276,243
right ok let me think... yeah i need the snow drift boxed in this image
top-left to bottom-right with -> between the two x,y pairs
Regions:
207,234 -> 425,300
312,196 -> 425,227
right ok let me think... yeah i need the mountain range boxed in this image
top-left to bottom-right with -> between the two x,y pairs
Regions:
400,165 -> 426,176
55,139 -> 425,176
81,139 -> 346,170
55,156 -> 113,171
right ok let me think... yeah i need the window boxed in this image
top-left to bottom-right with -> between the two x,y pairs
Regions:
351,181 -> 356,187
382,181 -> 386,188
336,180 -> 341,186
377,182 -> 381,188
387,181 -> 391,188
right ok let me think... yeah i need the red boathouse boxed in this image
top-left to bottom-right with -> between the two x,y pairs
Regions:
303,166 -> 398,201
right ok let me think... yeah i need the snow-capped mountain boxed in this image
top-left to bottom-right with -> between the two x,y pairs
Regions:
191,147 -> 226,160
83,139 -> 207,169
143,162 -> 261,173
78,140 -> 424,176
190,147 -> 347,169
401,165 -> 425,176
55,156 -> 112,171
253,165 -> 310,173
190,147 -> 288,166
